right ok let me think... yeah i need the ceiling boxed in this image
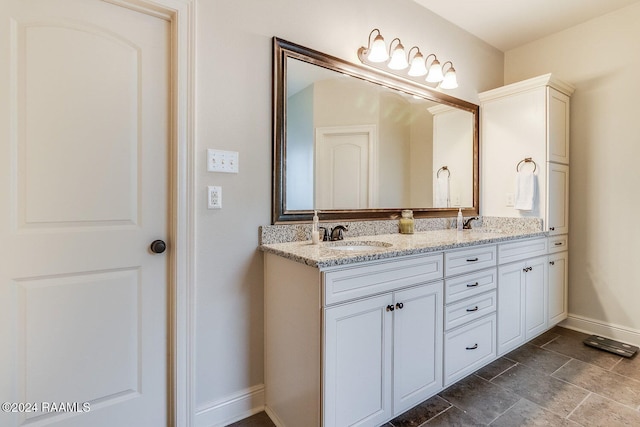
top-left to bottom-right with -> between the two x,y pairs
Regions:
413,0 -> 640,51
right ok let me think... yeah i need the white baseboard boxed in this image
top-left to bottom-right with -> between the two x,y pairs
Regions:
561,314 -> 640,347
264,406 -> 285,427
195,384 -> 265,427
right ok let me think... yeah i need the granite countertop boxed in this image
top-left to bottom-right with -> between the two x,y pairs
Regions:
260,228 -> 547,269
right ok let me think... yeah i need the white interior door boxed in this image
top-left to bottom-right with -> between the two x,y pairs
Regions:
315,125 -> 377,209
0,0 -> 170,426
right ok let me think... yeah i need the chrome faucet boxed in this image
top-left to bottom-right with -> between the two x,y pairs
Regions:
463,217 -> 478,230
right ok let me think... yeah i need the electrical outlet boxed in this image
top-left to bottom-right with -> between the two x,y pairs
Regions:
506,192 -> 515,207
208,186 -> 222,209
207,149 -> 239,173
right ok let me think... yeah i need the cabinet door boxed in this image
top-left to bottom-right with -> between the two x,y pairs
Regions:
548,251 -> 569,326
497,262 -> 525,356
547,88 -> 570,164
324,294 -> 393,427
547,163 -> 569,235
524,256 -> 548,339
393,282 -> 443,416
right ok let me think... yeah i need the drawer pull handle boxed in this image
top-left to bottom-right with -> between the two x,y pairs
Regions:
466,282 -> 479,288
386,304 -> 395,312
395,302 -> 404,310
466,306 -> 479,312
550,227 -> 555,231
554,242 -> 563,246
466,344 -> 478,350
466,257 -> 479,262
549,261 -> 555,266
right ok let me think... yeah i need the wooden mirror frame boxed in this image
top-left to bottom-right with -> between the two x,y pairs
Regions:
272,37 -> 479,223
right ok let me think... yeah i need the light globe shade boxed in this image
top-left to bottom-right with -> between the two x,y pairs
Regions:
408,53 -> 428,76
387,44 -> 409,70
425,60 -> 444,83
440,68 -> 458,89
367,35 -> 389,62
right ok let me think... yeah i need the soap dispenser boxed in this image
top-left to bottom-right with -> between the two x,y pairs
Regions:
311,210 -> 320,244
457,208 -> 463,231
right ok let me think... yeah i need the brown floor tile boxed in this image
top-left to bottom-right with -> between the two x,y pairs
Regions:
529,329 -> 561,347
491,363 -> 588,417
542,333 -> 622,370
389,395 -> 451,427
552,359 -> 640,409
425,406 -> 485,426
550,326 -> 590,340
226,411 -> 275,427
490,398 -> 581,427
474,357 -> 517,381
505,343 -> 571,375
568,393 -> 640,427
612,353 -> 640,382
438,375 -> 519,424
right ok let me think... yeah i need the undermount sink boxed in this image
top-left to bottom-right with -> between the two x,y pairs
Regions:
325,241 -> 392,252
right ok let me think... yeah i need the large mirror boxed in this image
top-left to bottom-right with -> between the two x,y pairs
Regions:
273,37 -> 479,223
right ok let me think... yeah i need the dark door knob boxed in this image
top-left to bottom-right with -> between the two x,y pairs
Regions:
150,240 -> 166,254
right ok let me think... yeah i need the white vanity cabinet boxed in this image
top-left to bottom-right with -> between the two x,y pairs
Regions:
479,74 -> 574,236
264,252 -> 444,427
443,245 -> 497,386
548,250 -> 569,326
496,238 -> 549,356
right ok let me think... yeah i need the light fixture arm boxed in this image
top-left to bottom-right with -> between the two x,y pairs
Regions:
358,28 -> 389,63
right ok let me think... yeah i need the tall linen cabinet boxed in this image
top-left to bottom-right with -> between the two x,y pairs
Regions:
479,74 -> 574,354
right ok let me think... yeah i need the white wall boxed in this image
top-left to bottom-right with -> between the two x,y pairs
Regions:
194,0 -> 503,423
505,3 -> 640,334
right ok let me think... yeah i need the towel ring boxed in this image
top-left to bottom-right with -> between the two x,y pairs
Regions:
437,166 -> 450,178
516,157 -> 537,173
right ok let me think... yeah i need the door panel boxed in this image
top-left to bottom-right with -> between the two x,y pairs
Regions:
0,1 -> 170,426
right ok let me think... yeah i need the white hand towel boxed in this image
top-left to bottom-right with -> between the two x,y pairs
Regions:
434,175 -> 450,208
514,170 -> 536,211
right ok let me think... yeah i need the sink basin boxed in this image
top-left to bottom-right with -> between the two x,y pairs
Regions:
325,241 -> 392,252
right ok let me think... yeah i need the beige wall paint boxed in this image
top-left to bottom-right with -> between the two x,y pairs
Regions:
195,0 -> 503,413
505,3 -> 640,331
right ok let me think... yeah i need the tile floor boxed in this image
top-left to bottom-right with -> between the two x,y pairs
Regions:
228,326 -> 640,426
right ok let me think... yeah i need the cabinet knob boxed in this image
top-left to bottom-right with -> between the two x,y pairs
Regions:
466,282 -> 479,288
386,304 -> 395,312
550,227 -> 555,231
395,302 -> 404,310
466,344 -> 478,350
466,306 -> 479,312
549,261 -> 555,266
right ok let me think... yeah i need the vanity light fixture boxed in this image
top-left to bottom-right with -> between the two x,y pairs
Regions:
357,29 -> 458,89
387,38 -> 409,70
439,61 -> 458,89
407,47 -> 428,76
424,54 -> 444,83
359,28 -> 389,63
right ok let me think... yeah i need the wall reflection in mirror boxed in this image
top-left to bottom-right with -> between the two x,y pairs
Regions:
286,57 -> 474,211
273,37 -> 479,223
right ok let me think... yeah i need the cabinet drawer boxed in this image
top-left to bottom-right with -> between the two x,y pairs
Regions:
444,245 -> 497,277
445,291 -> 496,331
498,238 -> 547,265
548,235 -> 568,254
445,268 -> 497,304
444,314 -> 496,386
323,254 -> 443,305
